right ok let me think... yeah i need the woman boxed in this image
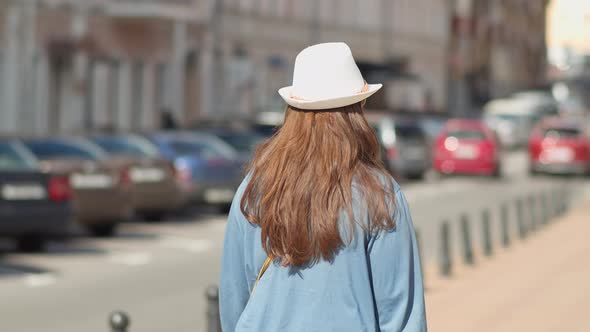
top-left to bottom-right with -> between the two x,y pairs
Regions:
220,42 -> 427,331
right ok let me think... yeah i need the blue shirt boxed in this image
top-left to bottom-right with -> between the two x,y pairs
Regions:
220,176 -> 427,332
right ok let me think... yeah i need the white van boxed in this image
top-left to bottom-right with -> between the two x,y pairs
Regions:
483,98 -> 541,149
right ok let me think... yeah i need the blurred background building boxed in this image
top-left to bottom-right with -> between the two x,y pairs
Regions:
0,0 -> 554,135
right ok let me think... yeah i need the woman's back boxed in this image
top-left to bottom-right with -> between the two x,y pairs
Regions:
220,176 -> 426,331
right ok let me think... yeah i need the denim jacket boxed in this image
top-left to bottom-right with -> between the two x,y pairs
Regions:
220,176 -> 427,332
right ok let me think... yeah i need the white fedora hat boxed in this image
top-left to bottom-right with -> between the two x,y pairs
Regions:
278,42 -> 382,110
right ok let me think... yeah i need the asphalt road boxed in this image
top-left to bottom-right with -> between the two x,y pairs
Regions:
0,150 -> 588,332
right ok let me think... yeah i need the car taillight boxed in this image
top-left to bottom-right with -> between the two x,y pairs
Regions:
529,137 -> 543,158
166,161 -> 177,178
48,176 -> 71,201
175,164 -> 192,183
482,141 -> 497,160
119,169 -> 132,187
387,146 -> 397,159
575,140 -> 590,160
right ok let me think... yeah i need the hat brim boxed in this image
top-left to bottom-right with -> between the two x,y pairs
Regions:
278,84 -> 383,110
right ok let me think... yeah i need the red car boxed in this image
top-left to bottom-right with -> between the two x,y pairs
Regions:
529,119 -> 590,175
433,119 -> 501,177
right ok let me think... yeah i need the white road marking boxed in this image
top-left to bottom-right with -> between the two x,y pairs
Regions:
24,273 -> 57,288
108,252 -> 152,266
158,236 -> 213,254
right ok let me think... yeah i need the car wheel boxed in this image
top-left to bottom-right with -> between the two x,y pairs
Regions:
88,223 -> 117,237
139,212 -> 166,222
431,169 -> 447,180
492,166 -> 502,178
406,172 -> 425,181
16,235 -> 46,253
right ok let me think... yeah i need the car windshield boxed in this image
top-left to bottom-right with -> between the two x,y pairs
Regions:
395,124 -> 425,140
93,136 -> 160,158
447,129 -> 487,140
0,142 -> 39,171
420,118 -> 447,139
543,128 -> 581,139
492,114 -> 525,123
26,140 -> 106,161
217,132 -> 264,152
167,136 -> 237,160
252,124 -> 279,138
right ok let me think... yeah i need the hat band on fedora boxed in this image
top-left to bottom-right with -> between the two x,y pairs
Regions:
290,82 -> 369,101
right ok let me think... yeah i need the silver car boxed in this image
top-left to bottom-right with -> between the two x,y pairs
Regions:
367,115 -> 430,180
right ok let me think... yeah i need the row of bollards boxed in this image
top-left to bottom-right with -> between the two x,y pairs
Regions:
436,187 -> 570,278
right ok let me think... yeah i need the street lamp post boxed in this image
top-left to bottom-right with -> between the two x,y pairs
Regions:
381,0 -> 393,59
21,0 -> 38,134
67,2 -> 90,133
170,20 -> 187,121
2,1 -> 21,134
200,0 -> 222,118
310,0 -> 321,44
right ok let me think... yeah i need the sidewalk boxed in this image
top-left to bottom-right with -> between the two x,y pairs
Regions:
425,199 -> 590,332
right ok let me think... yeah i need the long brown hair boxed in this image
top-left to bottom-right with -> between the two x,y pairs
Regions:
241,102 -> 395,267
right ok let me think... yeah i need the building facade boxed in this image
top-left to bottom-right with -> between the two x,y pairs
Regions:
448,0 -> 550,114
1,0 -> 208,135
217,0 -> 451,114
0,0 -> 550,135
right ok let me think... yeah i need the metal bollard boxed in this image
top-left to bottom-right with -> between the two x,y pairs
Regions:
540,192 -> 548,225
482,209 -> 493,257
555,188 -> 564,218
439,221 -> 452,277
552,188 -> 561,218
109,311 -> 130,332
516,198 -> 527,239
500,203 -> 510,247
562,187 -> 570,213
528,195 -> 536,232
558,186 -> 567,215
460,214 -> 474,265
206,285 -> 222,332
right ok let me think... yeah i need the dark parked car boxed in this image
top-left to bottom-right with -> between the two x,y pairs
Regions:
90,134 -> 184,220
0,139 -> 72,251
148,132 -> 243,208
25,138 -> 132,236
196,128 -> 265,164
366,114 -> 430,179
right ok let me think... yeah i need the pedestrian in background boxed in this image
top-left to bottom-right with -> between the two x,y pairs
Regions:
160,108 -> 178,130
220,42 -> 426,331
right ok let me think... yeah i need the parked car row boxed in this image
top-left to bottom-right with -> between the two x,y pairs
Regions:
483,90 -> 560,149
0,130 -> 255,251
367,104 -> 588,179
2,101 -> 585,252
480,88 -> 589,176
366,112 -> 501,179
